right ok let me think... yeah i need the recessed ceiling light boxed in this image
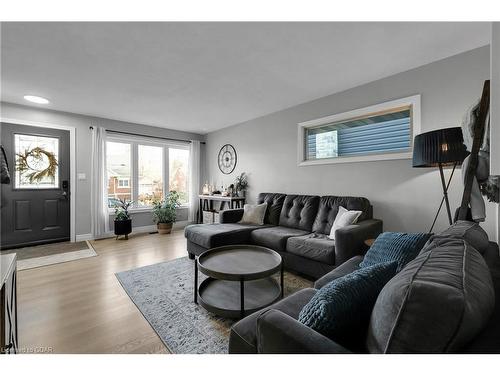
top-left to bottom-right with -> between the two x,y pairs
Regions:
24,95 -> 50,104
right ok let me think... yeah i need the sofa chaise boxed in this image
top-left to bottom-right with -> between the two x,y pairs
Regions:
184,193 -> 383,279
228,221 -> 500,354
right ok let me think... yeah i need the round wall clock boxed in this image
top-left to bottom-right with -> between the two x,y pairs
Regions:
218,144 -> 237,174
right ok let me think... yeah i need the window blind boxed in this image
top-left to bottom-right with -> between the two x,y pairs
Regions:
306,109 -> 411,160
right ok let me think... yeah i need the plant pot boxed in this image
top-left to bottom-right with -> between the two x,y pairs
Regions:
114,219 -> 132,238
238,190 -> 246,198
157,222 -> 173,234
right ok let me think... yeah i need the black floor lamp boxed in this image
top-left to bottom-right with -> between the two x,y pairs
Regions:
412,127 -> 469,232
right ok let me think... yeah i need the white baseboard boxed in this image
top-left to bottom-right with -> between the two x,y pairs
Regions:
131,221 -> 189,233
131,225 -> 157,233
173,220 -> 190,230
75,233 -> 93,242
74,221 -> 190,241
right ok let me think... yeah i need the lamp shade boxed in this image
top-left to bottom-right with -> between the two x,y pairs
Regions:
412,127 -> 469,168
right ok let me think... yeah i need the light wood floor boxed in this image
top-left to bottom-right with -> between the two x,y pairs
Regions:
16,230 -> 188,354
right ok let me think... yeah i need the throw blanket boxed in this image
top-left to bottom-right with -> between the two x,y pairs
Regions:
460,101 -> 492,222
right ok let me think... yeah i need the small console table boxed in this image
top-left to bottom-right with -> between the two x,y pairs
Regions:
197,195 -> 246,223
1,253 -> 18,354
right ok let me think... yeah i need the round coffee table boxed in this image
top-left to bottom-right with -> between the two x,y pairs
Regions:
194,245 -> 283,319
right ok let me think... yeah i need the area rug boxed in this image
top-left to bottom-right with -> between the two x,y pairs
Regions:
116,257 -> 313,354
9,241 -> 98,270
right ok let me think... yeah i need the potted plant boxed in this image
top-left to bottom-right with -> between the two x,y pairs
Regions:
114,198 -> 133,239
234,172 -> 248,197
152,191 -> 181,234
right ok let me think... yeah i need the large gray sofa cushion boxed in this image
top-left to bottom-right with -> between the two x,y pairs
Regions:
229,288 -> 317,353
461,242 -> 500,353
366,237 -> 495,353
251,226 -> 310,252
184,223 -> 266,249
287,233 -> 335,265
257,193 -> 286,226
279,195 -> 320,231
280,251 -> 336,280
435,220 -> 489,254
312,196 -> 372,235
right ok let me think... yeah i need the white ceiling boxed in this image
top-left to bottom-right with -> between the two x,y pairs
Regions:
0,22 -> 491,134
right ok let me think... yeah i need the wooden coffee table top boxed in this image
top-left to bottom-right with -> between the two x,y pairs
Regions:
197,245 -> 282,281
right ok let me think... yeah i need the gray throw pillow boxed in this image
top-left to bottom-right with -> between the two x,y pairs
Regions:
239,203 -> 267,225
328,206 -> 362,239
366,237 -> 495,353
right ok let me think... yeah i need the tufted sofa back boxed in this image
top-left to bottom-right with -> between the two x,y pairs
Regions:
278,195 -> 320,231
257,193 -> 286,225
312,196 -> 373,235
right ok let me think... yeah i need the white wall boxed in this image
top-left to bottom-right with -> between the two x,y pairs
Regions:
491,23 -> 500,176
0,103 -> 205,238
491,22 -> 500,243
205,46 -> 498,241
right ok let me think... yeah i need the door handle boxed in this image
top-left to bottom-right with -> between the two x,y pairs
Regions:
61,180 -> 69,200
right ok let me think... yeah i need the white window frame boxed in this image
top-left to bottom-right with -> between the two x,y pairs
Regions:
297,95 -> 421,166
106,134 -> 190,213
117,178 -> 130,187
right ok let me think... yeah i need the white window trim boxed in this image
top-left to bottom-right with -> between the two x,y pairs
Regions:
297,95 -> 421,166
118,178 -> 130,187
106,135 -> 190,214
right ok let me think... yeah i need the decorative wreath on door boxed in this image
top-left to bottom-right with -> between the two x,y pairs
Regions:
16,147 -> 58,183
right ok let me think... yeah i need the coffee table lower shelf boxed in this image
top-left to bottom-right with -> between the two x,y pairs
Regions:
197,277 -> 282,319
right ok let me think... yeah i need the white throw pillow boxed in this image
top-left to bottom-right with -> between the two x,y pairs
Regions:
238,203 -> 268,225
329,206 -> 362,239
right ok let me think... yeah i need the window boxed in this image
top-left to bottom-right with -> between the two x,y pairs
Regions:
105,137 -> 190,209
298,95 -> 421,165
138,145 -> 163,206
118,178 -> 129,187
106,142 -> 132,206
169,148 -> 189,204
14,134 -> 59,189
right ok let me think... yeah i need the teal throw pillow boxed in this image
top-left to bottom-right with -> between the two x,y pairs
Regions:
298,261 -> 398,349
360,232 -> 431,271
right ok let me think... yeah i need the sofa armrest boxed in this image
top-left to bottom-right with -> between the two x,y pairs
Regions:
256,309 -> 351,354
314,255 -> 364,289
334,219 -> 383,265
219,209 -> 244,223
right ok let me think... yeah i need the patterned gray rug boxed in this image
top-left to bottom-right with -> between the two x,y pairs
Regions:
116,256 -> 313,354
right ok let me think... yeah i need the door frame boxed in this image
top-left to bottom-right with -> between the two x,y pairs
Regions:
1,117 -> 76,243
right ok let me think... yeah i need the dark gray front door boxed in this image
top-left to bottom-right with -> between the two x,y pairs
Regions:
1,123 -> 70,249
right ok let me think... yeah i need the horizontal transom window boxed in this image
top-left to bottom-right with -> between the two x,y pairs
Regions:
298,95 -> 420,165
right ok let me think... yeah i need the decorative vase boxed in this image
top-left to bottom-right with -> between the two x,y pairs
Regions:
114,219 -> 132,239
157,222 -> 173,234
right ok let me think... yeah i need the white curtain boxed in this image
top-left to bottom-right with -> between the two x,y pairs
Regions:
90,126 -> 109,238
188,140 -> 201,223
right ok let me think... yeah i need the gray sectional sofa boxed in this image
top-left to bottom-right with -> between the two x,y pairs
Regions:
184,193 -> 383,279
228,221 -> 500,354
